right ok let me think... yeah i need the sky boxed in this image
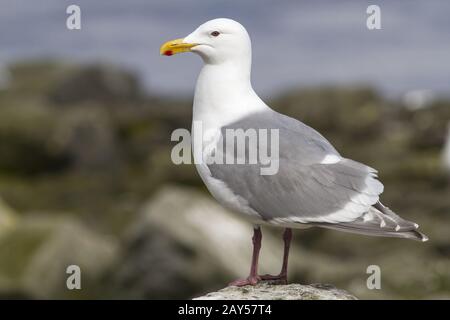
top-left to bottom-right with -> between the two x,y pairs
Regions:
1,0 -> 449,98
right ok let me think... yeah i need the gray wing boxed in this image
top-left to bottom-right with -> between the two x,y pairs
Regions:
207,110 -> 383,224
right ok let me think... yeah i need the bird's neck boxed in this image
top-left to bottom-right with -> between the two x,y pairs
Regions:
193,62 -> 267,130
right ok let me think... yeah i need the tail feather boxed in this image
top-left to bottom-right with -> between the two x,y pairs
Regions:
315,202 -> 429,242
373,202 -> 420,230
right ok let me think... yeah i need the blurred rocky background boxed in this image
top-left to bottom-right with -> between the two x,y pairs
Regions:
0,61 -> 448,299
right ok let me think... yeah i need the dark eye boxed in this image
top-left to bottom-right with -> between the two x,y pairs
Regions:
210,31 -> 220,37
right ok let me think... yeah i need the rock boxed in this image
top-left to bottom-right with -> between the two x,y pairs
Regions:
53,106 -> 120,171
7,61 -> 72,97
49,64 -> 142,105
7,61 -> 141,103
0,215 -> 119,299
194,283 -> 357,300
402,90 -> 435,111
0,104 -> 70,175
0,197 -> 18,233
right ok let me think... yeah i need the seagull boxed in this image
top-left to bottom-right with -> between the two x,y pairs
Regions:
160,18 -> 428,286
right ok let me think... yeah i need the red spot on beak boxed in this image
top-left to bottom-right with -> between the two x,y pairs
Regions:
164,50 -> 173,56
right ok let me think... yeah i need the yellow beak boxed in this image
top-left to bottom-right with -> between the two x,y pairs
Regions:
160,38 -> 198,56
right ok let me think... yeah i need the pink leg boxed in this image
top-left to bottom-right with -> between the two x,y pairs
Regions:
229,227 -> 262,286
260,228 -> 292,284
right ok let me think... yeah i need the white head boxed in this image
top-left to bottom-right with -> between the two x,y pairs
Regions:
160,18 -> 251,66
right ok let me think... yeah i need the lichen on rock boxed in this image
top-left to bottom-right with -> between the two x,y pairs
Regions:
194,282 -> 357,300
